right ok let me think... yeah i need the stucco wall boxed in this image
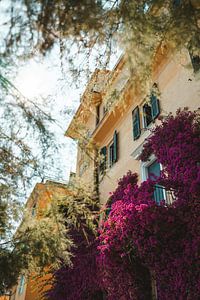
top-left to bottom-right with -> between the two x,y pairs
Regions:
97,51 -> 200,204
11,182 -> 70,300
75,50 -> 200,205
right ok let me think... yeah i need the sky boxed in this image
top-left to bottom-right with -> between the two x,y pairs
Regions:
0,0 -> 123,234
14,53 -> 82,183
13,47 -> 121,185
0,0 -> 83,191
0,0 -> 121,191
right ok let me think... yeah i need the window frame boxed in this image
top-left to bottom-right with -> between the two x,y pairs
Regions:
141,155 -> 158,181
132,106 -> 141,140
141,156 -> 167,203
108,141 -> 115,167
96,104 -> 100,126
108,130 -> 118,168
99,130 -> 118,178
142,90 -> 160,129
18,274 -> 25,295
143,102 -> 153,128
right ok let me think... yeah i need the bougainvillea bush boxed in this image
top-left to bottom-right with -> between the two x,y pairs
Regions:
140,108 -> 200,198
48,109 -> 200,300
47,230 -> 104,300
98,174 -> 200,299
98,109 -> 200,299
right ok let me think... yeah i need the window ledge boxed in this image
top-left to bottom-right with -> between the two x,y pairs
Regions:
131,129 -> 153,160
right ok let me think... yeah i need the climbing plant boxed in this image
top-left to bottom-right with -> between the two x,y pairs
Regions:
48,109 -> 200,299
97,108 -> 200,299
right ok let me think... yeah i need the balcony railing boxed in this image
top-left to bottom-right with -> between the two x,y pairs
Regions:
153,185 -> 176,205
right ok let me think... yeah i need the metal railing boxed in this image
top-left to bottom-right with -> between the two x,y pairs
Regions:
153,185 -> 176,205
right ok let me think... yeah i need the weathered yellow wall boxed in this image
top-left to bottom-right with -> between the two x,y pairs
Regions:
12,181 -> 70,300
25,272 -> 52,300
65,46 -> 199,213
25,182 -> 70,300
96,51 -> 200,204
0,296 -> 9,300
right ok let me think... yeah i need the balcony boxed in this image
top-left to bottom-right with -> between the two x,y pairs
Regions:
153,185 -> 176,205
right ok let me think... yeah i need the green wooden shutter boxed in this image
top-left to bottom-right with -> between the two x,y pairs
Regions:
106,207 -> 111,217
143,105 -> 148,128
101,146 -> 107,157
150,93 -> 160,120
132,106 -> 141,140
109,144 -> 113,167
113,130 -> 118,163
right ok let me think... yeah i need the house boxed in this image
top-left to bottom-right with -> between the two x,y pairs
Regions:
11,44 -> 199,300
66,47 -> 200,207
10,180 -> 70,300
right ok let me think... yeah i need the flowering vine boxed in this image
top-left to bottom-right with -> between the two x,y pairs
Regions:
48,109 -> 200,300
47,230 -> 104,300
98,109 -> 200,299
140,108 -> 200,198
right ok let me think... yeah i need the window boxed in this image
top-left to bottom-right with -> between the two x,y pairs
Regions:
99,130 -> 118,176
109,142 -> 114,166
143,93 -> 160,128
142,159 -> 175,205
132,106 -> 141,140
132,86 -> 160,140
141,157 -> 164,204
109,130 -> 118,167
190,54 -> 200,73
147,160 -> 164,204
18,274 -> 25,295
96,104 -> 100,126
143,103 -> 152,127
31,203 -> 37,217
150,93 -> 160,119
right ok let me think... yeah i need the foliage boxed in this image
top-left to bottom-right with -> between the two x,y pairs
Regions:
48,109 -> 200,299
1,0 -> 200,296
0,62 -> 58,220
0,209 -> 73,295
0,61 -> 69,294
0,178 -> 99,294
47,232 -> 103,300
97,109 -> 200,299
2,1 -> 200,83
60,178 -> 99,232
46,179 -> 102,300
98,176 -> 157,299
140,108 -> 200,198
